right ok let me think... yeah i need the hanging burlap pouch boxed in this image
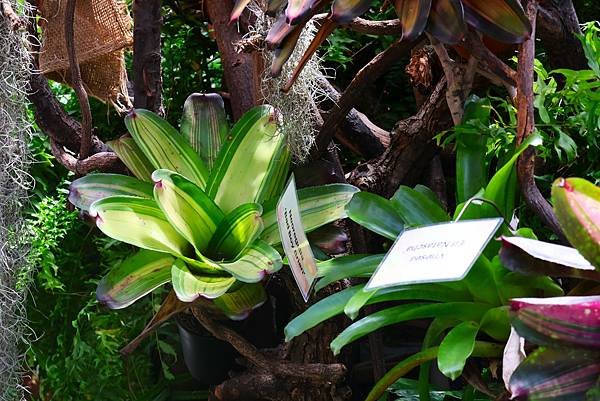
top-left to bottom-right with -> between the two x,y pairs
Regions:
38,0 -> 133,109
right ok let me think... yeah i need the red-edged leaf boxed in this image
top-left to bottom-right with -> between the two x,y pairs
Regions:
427,0 -> 466,44
510,296 -> 600,349
462,0 -> 531,44
509,347 -> 600,401
230,0 -> 252,23
331,0 -> 373,24
393,0 -> 432,41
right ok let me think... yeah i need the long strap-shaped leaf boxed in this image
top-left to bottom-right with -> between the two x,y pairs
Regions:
261,183 -> 359,245
394,0 -> 432,41
207,105 -> 288,214
201,240 -> 283,283
207,203 -> 264,260
180,93 -> 229,169
171,259 -> 236,302
331,0 -> 373,24
345,192 -> 404,240
315,254 -> 385,291
213,283 -> 267,320
107,137 -> 155,182
462,0 -> 531,44
97,249 -> 174,309
90,195 -> 191,256
152,170 -> 224,254
427,0 -> 466,44
69,173 -> 153,212
125,109 -> 209,188
285,0 -> 320,25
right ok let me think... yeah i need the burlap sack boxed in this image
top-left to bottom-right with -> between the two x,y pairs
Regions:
38,0 -> 133,108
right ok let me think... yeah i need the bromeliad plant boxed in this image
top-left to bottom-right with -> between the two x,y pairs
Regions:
282,96 -> 564,401
231,0 -> 531,88
69,93 -> 358,319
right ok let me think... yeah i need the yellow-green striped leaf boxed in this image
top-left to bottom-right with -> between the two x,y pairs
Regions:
180,93 -> 229,169
69,173 -> 153,212
208,203 -> 264,260
213,283 -> 267,320
97,249 -> 175,309
171,259 -> 236,302
125,109 -> 210,188
90,195 -> 191,256
206,106 -> 289,213
152,169 -> 224,254
107,136 -> 155,182
261,184 -> 360,245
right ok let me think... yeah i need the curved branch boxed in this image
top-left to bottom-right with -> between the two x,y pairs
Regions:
313,13 -> 402,36
50,139 -> 125,175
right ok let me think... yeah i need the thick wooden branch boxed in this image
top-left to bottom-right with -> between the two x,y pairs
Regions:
516,0 -> 566,240
133,0 -> 163,113
313,13 -> 402,36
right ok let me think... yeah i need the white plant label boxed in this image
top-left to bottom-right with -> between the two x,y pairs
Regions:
277,175 -> 317,302
366,218 -> 503,290
501,236 -> 594,270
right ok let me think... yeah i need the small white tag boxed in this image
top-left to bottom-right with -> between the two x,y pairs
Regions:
366,218 -> 503,290
501,236 -> 594,270
277,175 -> 317,302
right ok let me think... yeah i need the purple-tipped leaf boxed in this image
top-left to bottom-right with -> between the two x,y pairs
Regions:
230,0 -> 252,23
285,0 -> 320,24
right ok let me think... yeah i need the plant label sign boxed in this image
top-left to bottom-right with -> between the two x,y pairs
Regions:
366,218 -> 503,290
277,175 -> 317,302
501,236 -> 594,270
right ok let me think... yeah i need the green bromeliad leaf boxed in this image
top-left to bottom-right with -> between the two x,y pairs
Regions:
213,283 -> 267,320
69,173 -> 153,212
97,249 -> 175,309
90,195 -> 191,256
180,93 -> 229,169
207,105 -> 290,213
391,185 -> 450,226
315,254 -> 385,292
107,136 -> 155,182
345,192 -> 404,240
261,183 -> 359,245
152,169 -> 224,254
552,178 -> 600,270
437,321 -> 480,380
125,109 -> 210,188
171,259 -> 236,302
207,203 -> 264,260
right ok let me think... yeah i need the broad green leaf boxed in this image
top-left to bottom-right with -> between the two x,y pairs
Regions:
207,106 -> 289,213
315,254 -> 384,292
510,296 -> 600,349
414,184 -> 445,210
330,302 -> 490,355
171,260 -> 236,302
90,196 -> 190,256
97,250 -> 175,309
230,0 -> 252,22
208,203 -> 264,260
480,306 -> 510,341
125,109 -> 209,188
344,287 -> 380,320
261,184 -> 359,245
346,192 -> 404,240
180,93 -> 229,169
462,0 -> 531,44
497,272 -> 564,302
201,240 -> 283,283
427,0 -> 466,44
213,283 -> 267,320
509,347 -> 600,401
107,136 -> 155,182
69,173 -> 153,212
394,0 -> 432,41
552,177 -> 600,270
152,170 -> 224,254
331,0 -> 372,24
455,96 -> 491,203
437,321 -> 480,380
391,186 -> 450,226
464,256 -> 502,305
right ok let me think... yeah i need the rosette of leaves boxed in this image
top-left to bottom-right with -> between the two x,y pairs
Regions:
69,93 -> 358,319
281,97 -> 564,400
231,0 -> 531,89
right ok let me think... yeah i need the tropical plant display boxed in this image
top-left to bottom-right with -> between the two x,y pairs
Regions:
3,0 -> 599,400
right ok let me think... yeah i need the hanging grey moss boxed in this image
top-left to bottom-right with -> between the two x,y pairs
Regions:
0,1 -> 33,399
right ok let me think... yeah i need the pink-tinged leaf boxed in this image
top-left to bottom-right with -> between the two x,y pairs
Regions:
282,18 -> 336,92
427,0 -> 466,44
307,224 -> 349,254
267,0 -> 287,16
503,327 -> 526,391
462,0 -> 531,44
285,0 -> 320,25
393,0 -> 432,41
271,23 -> 304,76
509,347 -> 600,401
552,178 -> 600,271
230,0 -> 252,23
331,0 -> 372,24
266,13 -> 297,49
510,296 -> 600,349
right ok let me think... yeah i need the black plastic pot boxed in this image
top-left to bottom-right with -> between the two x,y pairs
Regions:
176,313 -> 237,386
